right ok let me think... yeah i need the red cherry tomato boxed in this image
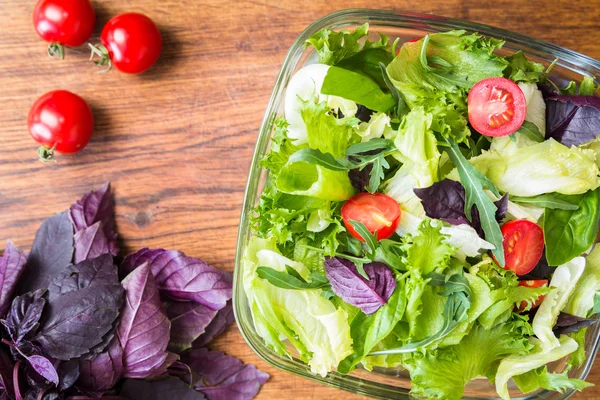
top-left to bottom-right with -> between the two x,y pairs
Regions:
499,219 -> 545,276
28,90 -> 94,160
516,279 -> 548,311
341,193 -> 401,241
468,77 -> 527,137
98,13 -> 162,74
33,0 -> 95,57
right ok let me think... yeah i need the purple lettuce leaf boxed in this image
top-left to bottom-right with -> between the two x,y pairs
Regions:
181,348 -> 269,400
73,222 -> 112,264
192,302 -> 234,349
68,183 -> 118,257
414,179 -> 508,237
553,312 -> 598,336
1,289 -> 46,346
324,257 -> 396,315
33,258 -> 124,360
121,249 -> 232,311
0,241 -> 27,318
47,254 -> 117,300
0,347 -> 14,400
77,337 -> 123,393
119,377 -> 205,400
542,90 -> 600,147
19,213 -> 73,295
117,262 -> 171,379
26,356 -> 58,386
166,302 -> 217,352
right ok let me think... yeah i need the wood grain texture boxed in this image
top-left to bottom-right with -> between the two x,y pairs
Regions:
1,0 -> 600,398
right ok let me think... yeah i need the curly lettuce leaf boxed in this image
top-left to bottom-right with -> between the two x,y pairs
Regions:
503,51 -> 545,83
513,365 -> 593,395
404,321 -> 531,400
243,237 -> 353,376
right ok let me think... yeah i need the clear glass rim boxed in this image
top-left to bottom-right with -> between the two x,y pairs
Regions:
233,9 -> 600,400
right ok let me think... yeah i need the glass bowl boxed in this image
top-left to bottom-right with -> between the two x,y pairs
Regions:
233,9 -> 600,400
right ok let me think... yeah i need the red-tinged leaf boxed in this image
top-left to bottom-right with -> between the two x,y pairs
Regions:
0,241 -> 27,318
119,377 -> 205,400
0,347 -> 14,400
68,183 -> 118,257
18,213 -> 73,295
27,356 -> 58,386
121,249 -> 232,311
77,337 -> 123,393
56,360 -> 79,392
117,262 -> 171,379
192,302 -> 234,349
47,254 -> 117,300
73,222 -> 111,264
1,289 -> 46,345
181,348 -> 269,400
166,302 -> 217,352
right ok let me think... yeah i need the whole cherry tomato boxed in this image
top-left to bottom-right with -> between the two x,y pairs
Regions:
90,13 -> 162,74
28,90 -> 94,161
33,0 -> 96,58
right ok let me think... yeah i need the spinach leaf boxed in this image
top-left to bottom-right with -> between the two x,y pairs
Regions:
444,139 -> 505,265
321,66 -> 396,112
516,121 -> 544,142
511,194 -> 579,210
256,266 -> 330,290
337,48 -> 394,88
543,189 -> 600,266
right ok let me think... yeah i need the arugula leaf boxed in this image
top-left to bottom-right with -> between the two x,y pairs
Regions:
444,139 -> 504,266
321,66 -> 396,112
340,138 -> 396,193
306,23 -> 390,66
543,189 -> 600,266
379,62 -> 406,117
287,148 -> 348,171
256,266 -> 330,290
511,193 -> 579,210
348,220 -> 378,258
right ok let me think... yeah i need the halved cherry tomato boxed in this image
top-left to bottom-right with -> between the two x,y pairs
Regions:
468,77 -> 527,137
500,219 -> 544,276
341,193 -> 401,241
516,279 -> 548,311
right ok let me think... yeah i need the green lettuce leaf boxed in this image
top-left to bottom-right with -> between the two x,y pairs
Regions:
532,257 -> 586,352
306,23 -> 390,66
503,51 -> 545,83
404,321 -> 530,400
495,336 -> 580,400
513,365 -> 593,395
243,237 -> 353,376
469,138 -> 600,197
564,245 -> 600,317
276,161 -> 355,201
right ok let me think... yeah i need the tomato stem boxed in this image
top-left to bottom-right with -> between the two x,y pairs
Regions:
37,145 -> 56,163
47,43 -> 65,60
88,43 -> 112,73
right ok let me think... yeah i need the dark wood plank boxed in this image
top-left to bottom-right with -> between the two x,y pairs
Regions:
1,0 -> 599,398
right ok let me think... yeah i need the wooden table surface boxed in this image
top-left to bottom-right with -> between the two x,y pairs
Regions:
1,0 -> 600,398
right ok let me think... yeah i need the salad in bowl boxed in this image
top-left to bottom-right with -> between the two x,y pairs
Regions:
242,23 -> 600,399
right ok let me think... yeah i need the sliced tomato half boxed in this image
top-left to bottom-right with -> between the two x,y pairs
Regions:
500,219 -> 545,276
516,279 -> 548,311
341,193 -> 401,241
468,77 -> 527,137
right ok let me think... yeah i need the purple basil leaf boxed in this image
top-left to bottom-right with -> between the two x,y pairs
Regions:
166,302 -> 217,352
47,254 -> 117,300
324,257 -> 396,315
1,290 -> 46,346
519,251 -> 557,280
33,279 -> 124,360
495,194 -> 508,222
0,241 -> 27,318
119,377 -> 205,400
117,262 -> 171,379
192,301 -> 234,348
349,164 -> 373,193
0,347 -> 15,400
73,222 -> 112,264
121,249 -> 232,311
26,356 -> 58,386
68,183 -> 118,257
77,336 -> 123,393
56,360 -> 79,391
553,312 -> 598,336
181,348 -> 269,400
19,213 -> 74,295
544,92 -> 600,147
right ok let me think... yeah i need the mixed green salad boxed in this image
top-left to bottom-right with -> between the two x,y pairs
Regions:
243,24 -> 600,399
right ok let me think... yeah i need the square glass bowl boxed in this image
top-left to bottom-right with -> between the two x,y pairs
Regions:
233,9 -> 600,399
